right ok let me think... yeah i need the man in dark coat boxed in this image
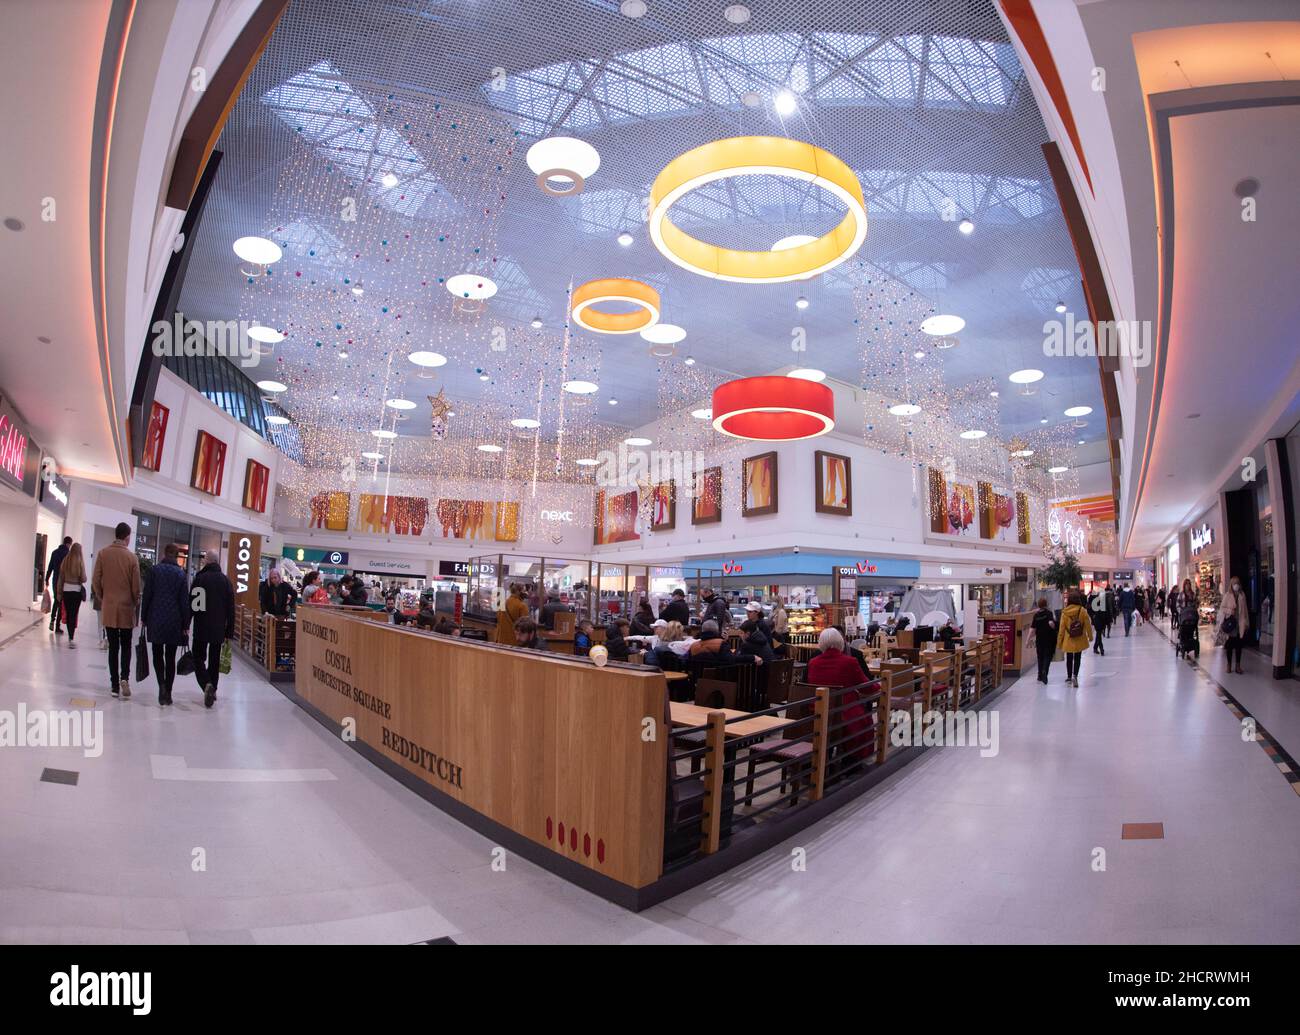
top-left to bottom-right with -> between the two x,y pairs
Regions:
700,588 -> 731,630
45,536 -> 71,633
259,567 -> 299,615
190,550 -> 234,708
658,588 -> 690,626
141,542 -> 191,706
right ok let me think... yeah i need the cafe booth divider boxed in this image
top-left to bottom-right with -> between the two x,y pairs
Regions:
287,605 -> 1012,910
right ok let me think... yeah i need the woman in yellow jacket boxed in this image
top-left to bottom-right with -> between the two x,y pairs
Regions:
1056,588 -> 1093,687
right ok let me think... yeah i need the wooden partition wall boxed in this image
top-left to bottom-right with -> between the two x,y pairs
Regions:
294,607 -> 669,895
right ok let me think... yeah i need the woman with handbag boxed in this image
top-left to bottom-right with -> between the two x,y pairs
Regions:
57,543 -> 88,648
1218,576 -> 1250,674
140,542 -> 192,706
1056,588 -> 1093,688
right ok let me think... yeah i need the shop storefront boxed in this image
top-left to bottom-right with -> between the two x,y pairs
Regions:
132,509 -> 224,576
1,392 -> 52,610
1186,508 -> 1222,626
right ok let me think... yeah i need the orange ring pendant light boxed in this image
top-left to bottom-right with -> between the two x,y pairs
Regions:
570,278 -> 661,334
711,376 -> 834,440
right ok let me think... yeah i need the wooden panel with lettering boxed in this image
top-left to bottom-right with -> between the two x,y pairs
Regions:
295,608 -> 668,890
226,533 -> 261,610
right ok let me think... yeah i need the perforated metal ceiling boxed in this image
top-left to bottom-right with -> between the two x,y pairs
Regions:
176,0 -> 1102,454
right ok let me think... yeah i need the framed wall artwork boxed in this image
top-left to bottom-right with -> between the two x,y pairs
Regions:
814,450 -> 851,515
648,480 -> 675,531
691,466 -> 723,525
742,451 -> 778,517
242,459 -> 270,512
190,430 -> 227,496
593,489 -> 640,545
308,491 -> 351,531
141,401 -> 169,472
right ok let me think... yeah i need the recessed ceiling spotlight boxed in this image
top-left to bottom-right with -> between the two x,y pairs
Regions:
888,403 -> 921,416
771,234 -> 818,251
788,368 -> 826,382
684,356 -> 696,366
724,4 -> 750,24
265,415 -> 290,426
608,398 -> 618,406
1233,177 -> 1260,198
337,349 -> 349,359
562,380 -> 599,394
795,295 -> 809,309
256,379 -> 287,393
774,89 -> 797,116
511,418 -> 541,429
409,350 -> 447,367
1063,405 -> 1092,417
331,392 -> 340,401
479,373 -> 490,382
1008,368 -> 1044,384
913,350 -> 926,359
625,437 -> 652,446
352,285 -> 364,296
381,171 -> 399,188
247,326 -> 285,344
620,0 -> 646,17
960,429 -> 987,440
576,457 -> 600,466
1078,439 -> 1086,445
478,444 -> 504,453
640,323 -> 687,344
1039,418 -> 1049,424
691,407 -> 712,420
371,429 -> 397,439
526,136 -> 601,196
530,315 -> 543,329
617,230 -> 634,247
920,314 -> 964,336
989,390 -> 1000,398
958,218 -> 974,234
1048,465 -> 1069,474
385,398 -> 416,410
1187,412 -> 1201,419
232,236 -> 282,265
3,217 -> 25,232
1055,300 -> 1067,313
361,451 -> 384,460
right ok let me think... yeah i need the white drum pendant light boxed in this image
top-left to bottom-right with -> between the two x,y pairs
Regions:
526,137 -> 601,197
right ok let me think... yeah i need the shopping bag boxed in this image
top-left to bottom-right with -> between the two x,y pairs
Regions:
219,640 -> 232,675
41,588 -> 51,614
177,650 -> 196,677
134,637 -> 150,681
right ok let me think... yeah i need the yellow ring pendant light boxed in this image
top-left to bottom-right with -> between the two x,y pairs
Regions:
570,278 -> 661,334
648,136 -> 868,284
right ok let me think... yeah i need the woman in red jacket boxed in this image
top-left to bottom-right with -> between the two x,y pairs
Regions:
806,628 -> 877,765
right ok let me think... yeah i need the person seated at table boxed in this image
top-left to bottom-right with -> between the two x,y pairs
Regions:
737,618 -> 774,665
433,616 -> 461,637
539,592 -> 569,630
937,618 -> 961,649
604,618 -> 631,661
574,619 -> 595,657
893,615 -> 911,633
805,628 -> 877,769
513,617 -> 547,651
688,620 -> 731,658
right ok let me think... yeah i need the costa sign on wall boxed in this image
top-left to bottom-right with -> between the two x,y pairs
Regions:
0,396 -> 31,491
227,533 -> 262,609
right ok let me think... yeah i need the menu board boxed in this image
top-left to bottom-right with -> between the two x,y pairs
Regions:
983,617 -> 1017,665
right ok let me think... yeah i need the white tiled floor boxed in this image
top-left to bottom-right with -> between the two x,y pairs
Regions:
1,618 -> 1296,944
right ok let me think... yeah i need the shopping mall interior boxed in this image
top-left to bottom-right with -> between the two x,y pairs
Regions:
0,0 -> 1298,964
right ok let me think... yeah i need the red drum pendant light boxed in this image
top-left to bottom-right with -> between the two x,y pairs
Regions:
710,376 -> 835,440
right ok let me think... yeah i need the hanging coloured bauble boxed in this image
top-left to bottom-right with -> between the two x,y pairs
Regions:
648,136 -> 867,283
711,375 -> 834,440
570,278 -> 661,334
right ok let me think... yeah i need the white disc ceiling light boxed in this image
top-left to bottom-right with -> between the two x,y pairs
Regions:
233,236 -> 281,266
920,314 -> 964,336
526,136 -> 600,196
640,323 -> 686,345
256,380 -> 287,393
788,368 -> 826,382
562,380 -> 599,395
385,398 -> 416,410
511,418 -> 541,429
888,403 -> 921,416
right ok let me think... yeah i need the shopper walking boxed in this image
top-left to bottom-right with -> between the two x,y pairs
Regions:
190,549 -> 234,707
1118,584 -> 1136,636
45,535 -> 71,633
92,522 -> 142,698
141,542 -> 191,707
1156,587 -> 1167,619
1089,585 -> 1108,655
1218,575 -> 1250,675
1056,588 -> 1093,688
56,543 -> 88,648
1031,598 -> 1057,683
